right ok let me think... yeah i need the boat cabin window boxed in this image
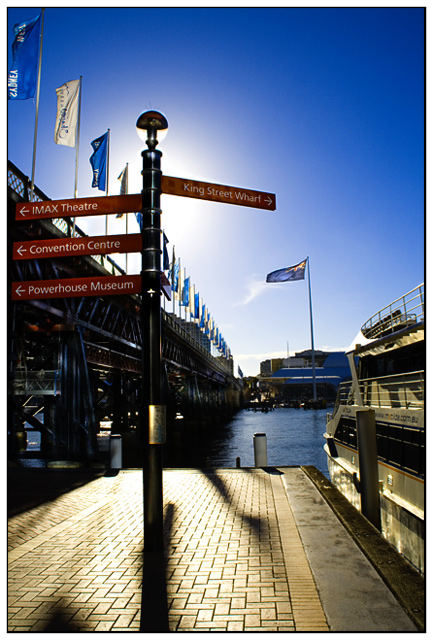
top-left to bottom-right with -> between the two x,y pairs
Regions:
359,342 -> 425,379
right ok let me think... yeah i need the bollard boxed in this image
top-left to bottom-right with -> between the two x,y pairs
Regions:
356,409 -> 381,529
253,432 -> 267,467
236,456 -> 241,468
110,434 -> 122,469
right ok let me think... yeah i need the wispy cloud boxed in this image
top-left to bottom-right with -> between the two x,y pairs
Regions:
234,275 -> 275,306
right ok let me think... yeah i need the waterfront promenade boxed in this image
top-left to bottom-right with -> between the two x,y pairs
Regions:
8,466 -> 423,632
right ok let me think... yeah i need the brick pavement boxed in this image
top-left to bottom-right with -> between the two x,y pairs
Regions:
8,468 -> 330,632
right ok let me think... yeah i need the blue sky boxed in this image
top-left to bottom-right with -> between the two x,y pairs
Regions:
7,5 -> 425,377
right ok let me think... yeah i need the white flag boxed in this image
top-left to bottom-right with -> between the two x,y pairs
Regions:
54,79 -> 80,147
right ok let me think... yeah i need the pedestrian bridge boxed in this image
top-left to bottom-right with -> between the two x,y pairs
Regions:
7,161 -> 243,466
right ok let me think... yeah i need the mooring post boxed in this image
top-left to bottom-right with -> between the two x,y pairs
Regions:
356,408 -> 381,529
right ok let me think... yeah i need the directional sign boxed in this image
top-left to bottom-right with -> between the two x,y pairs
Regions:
15,194 -> 142,221
13,233 -> 142,260
161,175 -> 276,210
11,275 -> 142,300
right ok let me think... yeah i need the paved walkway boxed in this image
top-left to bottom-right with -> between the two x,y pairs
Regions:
8,467 -> 418,632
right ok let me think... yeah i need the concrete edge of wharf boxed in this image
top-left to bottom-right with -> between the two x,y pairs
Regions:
302,465 -> 425,632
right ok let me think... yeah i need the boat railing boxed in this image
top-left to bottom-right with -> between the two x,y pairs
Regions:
361,284 -> 424,340
334,371 -> 424,411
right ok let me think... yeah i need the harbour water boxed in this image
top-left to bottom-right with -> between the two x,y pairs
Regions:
203,407 -> 330,477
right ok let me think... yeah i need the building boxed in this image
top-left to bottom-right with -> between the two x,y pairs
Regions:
259,351 -> 351,403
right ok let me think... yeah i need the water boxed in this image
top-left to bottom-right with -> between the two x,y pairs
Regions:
205,407 -> 330,477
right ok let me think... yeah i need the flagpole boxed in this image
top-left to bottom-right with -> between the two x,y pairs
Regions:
30,8 -> 44,202
125,163 -> 129,273
307,256 -> 317,401
105,129 -> 110,235
72,75 -> 83,237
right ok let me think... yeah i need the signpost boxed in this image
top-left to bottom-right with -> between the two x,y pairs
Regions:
13,233 -> 142,260
161,175 -> 276,210
14,179 -> 276,222
11,275 -> 142,300
15,193 -> 142,221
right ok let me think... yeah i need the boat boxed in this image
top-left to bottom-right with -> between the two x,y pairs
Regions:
324,284 -> 424,573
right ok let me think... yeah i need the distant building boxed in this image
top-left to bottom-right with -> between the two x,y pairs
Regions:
260,358 -> 284,375
259,351 -> 351,402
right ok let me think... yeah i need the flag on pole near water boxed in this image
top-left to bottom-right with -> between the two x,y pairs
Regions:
89,132 -> 108,190
54,79 -> 80,146
266,259 -> 307,283
8,13 -> 41,100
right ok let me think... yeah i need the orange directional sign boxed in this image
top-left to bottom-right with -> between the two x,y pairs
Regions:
11,275 -> 142,300
161,175 -> 276,210
13,233 -> 142,260
15,194 -> 142,221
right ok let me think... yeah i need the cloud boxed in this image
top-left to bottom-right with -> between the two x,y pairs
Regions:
234,275 -> 273,306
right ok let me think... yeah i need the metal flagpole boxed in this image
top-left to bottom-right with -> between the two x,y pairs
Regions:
72,76 -> 83,237
125,163 -> 129,273
105,129 -> 110,236
307,256 -> 317,401
30,8 -> 44,202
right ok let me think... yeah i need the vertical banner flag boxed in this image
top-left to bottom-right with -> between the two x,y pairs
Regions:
54,79 -> 80,146
163,232 -> 170,271
194,293 -> 200,320
266,259 -> 307,283
171,258 -> 179,295
89,131 -> 108,191
8,13 -> 41,100
116,164 -> 128,217
182,276 -> 190,307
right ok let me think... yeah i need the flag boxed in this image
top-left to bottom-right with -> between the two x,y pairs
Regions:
266,259 -> 307,283
200,303 -> 205,328
182,276 -> 190,307
54,79 -> 80,147
194,292 -> 200,320
118,165 -> 128,194
89,132 -> 108,190
163,232 -> 170,271
8,13 -> 41,100
116,164 -> 128,217
238,366 -> 244,378
170,258 -> 179,293
161,272 -> 171,300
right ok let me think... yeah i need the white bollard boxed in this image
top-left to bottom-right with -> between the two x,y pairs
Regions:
253,432 -> 268,467
110,434 -> 122,469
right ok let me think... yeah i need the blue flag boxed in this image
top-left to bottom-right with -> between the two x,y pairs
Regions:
200,304 -> 205,328
8,14 -> 41,100
238,366 -> 244,378
182,277 -> 190,306
90,132 -> 108,191
194,293 -> 200,319
170,259 -> 179,292
266,259 -> 307,283
163,232 -> 169,271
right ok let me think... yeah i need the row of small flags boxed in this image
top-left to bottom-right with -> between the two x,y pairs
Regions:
167,250 -> 231,360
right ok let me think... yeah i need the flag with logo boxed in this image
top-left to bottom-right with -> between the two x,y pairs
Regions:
54,79 -> 80,147
8,13 -> 41,100
266,259 -> 307,283
89,131 -> 108,191
163,232 -> 170,271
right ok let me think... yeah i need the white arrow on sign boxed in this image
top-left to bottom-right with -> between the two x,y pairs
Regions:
14,285 -> 25,297
17,246 -> 27,257
264,196 -> 273,206
19,207 -> 29,217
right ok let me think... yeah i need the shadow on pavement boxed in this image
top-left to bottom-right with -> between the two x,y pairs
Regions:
7,467 -> 106,517
140,502 -> 175,632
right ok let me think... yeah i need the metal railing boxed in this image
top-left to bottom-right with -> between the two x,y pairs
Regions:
361,284 -> 424,340
333,370 -> 424,411
13,370 -> 61,396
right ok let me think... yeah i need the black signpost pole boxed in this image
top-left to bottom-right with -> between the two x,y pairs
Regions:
136,111 -> 168,554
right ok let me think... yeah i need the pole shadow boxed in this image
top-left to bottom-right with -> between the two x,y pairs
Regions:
140,502 -> 174,632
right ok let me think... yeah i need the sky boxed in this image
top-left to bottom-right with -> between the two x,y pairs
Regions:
7,4 -> 425,377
